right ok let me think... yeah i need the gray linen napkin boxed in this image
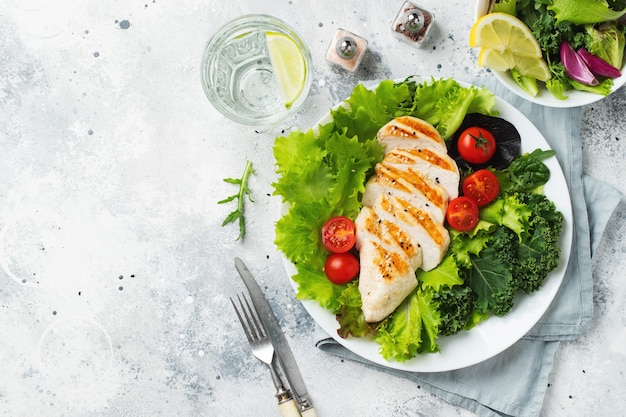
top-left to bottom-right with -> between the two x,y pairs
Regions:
314,78 -> 623,417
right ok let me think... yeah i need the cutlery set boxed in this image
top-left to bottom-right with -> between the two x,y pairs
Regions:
231,257 -> 317,417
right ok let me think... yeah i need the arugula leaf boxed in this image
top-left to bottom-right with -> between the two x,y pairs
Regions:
218,160 -> 254,240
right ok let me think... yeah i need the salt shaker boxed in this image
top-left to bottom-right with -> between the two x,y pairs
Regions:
325,28 -> 368,72
392,1 -> 434,46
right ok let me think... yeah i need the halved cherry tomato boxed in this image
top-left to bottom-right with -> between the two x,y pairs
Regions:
324,252 -> 360,284
446,196 -> 479,232
457,126 -> 496,164
462,169 -> 500,207
321,216 -> 356,253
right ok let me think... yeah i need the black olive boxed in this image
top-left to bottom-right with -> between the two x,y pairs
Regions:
447,113 -> 521,172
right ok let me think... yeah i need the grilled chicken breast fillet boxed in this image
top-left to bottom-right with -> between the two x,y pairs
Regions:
355,206 -> 422,270
355,206 -> 422,323
362,161 -> 449,223
377,115 -> 447,153
384,147 -> 460,200
373,193 -> 450,272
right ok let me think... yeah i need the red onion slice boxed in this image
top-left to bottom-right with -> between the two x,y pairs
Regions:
560,41 -> 599,86
578,48 -> 622,79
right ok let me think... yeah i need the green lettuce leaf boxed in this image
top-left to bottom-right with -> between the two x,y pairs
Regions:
480,194 -> 533,241
290,260 -> 345,312
548,0 -> 626,25
375,287 -> 441,361
407,77 -> 498,139
417,254 -> 463,291
336,282 -> 377,338
586,22 -> 625,69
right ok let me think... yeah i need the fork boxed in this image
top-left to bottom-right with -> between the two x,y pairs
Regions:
231,293 -> 302,417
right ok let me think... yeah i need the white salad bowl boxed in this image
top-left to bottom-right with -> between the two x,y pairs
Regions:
474,0 -> 626,108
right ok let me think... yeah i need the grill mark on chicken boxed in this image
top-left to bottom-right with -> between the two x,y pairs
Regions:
384,146 -> 460,199
378,163 -> 446,211
387,147 -> 457,172
378,194 -> 446,246
377,115 -> 446,151
360,210 -> 419,261
371,241 -> 411,280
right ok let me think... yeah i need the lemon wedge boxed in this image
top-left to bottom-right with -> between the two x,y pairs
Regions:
469,12 -> 542,58
512,55 -> 551,81
470,12 -> 551,81
266,31 -> 307,109
477,48 -> 515,72
478,48 -> 551,81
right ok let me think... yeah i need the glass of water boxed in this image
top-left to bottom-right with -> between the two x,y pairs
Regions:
201,15 -> 312,127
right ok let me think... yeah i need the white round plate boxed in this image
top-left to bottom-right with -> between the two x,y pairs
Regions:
474,0 -> 626,108
282,78 -> 573,372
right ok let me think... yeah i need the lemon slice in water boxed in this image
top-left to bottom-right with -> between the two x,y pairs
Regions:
266,31 -> 307,109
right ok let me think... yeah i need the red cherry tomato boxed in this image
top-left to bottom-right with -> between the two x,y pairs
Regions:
324,252 -> 359,284
321,216 -> 356,253
462,169 -> 500,207
457,127 -> 496,164
446,196 -> 479,232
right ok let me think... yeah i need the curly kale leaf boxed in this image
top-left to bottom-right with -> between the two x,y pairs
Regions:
467,245 -> 516,316
513,193 -> 564,293
432,285 -> 475,336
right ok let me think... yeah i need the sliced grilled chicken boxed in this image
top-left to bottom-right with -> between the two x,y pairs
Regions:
355,116 -> 458,323
355,206 -> 422,270
377,115 -> 446,153
362,161 -> 448,223
357,240 -> 418,323
384,147 -> 460,199
355,206 -> 422,322
373,193 -> 449,272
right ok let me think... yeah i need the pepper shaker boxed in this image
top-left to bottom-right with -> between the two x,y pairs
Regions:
392,1 -> 434,46
325,28 -> 368,72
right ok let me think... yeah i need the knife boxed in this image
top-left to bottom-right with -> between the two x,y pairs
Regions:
235,257 -> 318,417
